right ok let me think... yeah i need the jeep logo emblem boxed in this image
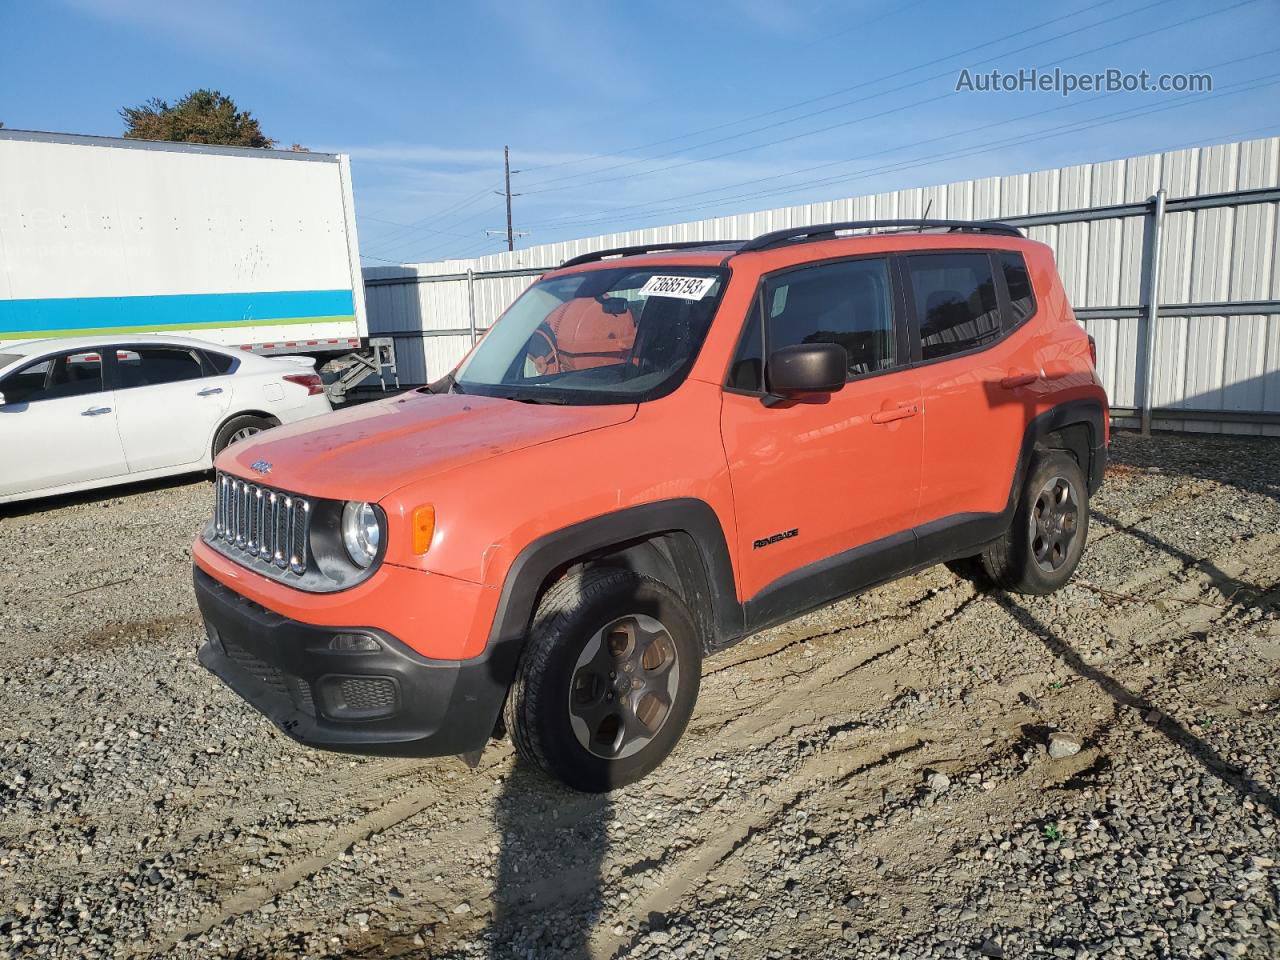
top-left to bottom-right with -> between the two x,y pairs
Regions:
250,460 -> 272,475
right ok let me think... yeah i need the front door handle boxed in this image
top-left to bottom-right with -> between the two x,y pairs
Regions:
1000,371 -> 1038,389
81,406 -> 112,416
870,403 -> 919,424
197,386 -> 224,396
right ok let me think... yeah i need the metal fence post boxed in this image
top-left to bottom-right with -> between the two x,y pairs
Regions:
466,268 -> 477,345
1140,188 -> 1166,436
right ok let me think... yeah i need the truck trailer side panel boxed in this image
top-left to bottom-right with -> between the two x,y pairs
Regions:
0,130 -> 368,352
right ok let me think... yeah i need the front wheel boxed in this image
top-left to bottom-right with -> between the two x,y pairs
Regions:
503,568 -> 702,792
981,449 -> 1090,595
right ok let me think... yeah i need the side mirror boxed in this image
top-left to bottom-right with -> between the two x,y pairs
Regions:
766,343 -> 847,399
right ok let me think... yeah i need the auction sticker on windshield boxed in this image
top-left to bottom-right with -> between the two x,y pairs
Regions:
639,275 -> 717,300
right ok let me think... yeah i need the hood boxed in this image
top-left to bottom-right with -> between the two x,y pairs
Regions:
217,390 -> 637,501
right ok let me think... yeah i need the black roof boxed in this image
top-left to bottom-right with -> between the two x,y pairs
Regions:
558,218 -> 1022,267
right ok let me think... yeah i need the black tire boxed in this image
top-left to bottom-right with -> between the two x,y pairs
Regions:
212,415 -> 274,458
981,449 -> 1090,595
503,567 -> 703,792
944,554 -> 993,589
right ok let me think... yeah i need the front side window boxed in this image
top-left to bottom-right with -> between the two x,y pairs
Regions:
728,257 -> 896,392
0,351 -> 105,404
906,253 -> 1001,361
455,267 -> 727,404
114,347 -> 205,389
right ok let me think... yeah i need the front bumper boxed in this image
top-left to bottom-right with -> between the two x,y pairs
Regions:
194,568 -> 505,756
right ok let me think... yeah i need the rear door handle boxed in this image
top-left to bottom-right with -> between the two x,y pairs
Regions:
870,403 -> 919,424
81,406 -> 112,416
1000,372 -> 1038,389
197,386 -> 224,396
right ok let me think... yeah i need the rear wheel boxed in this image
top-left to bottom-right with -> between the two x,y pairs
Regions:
212,415 -> 274,458
504,568 -> 702,792
981,449 -> 1089,595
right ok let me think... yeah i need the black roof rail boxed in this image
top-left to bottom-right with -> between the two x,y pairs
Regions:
737,219 -> 1022,254
559,240 -> 740,268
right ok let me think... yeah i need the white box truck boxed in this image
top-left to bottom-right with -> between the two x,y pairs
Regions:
0,129 -> 395,401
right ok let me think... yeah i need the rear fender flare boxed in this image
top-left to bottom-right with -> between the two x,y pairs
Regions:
1015,398 -> 1107,502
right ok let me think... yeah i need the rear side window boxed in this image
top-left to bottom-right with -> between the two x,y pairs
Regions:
905,253 -> 1000,361
729,257 -> 897,391
1,351 -> 104,404
115,347 -> 205,389
999,251 -> 1036,326
203,350 -> 238,374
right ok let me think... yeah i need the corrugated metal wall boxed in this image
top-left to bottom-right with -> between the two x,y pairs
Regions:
364,136 -> 1280,433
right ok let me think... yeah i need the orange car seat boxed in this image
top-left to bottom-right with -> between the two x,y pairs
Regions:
532,297 -> 636,374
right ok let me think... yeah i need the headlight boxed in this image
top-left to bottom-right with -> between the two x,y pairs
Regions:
341,501 -> 381,568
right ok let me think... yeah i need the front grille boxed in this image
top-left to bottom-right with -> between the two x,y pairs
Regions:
212,472 -> 311,576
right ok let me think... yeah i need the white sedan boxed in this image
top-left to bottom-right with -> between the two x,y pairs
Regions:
0,334 -> 332,504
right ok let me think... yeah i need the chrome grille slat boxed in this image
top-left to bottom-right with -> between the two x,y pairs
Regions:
210,471 -> 310,578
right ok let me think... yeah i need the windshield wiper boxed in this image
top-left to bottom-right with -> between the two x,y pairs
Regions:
423,372 -> 461,394
510,393 -> 568,405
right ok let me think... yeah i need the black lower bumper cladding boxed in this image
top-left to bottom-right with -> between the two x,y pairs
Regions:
193,568 -> 504,757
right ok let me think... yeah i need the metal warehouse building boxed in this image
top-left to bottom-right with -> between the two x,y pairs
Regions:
363,136 -> 1280,435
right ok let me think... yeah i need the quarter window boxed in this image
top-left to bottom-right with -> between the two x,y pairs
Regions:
729,257 -> 897,391
1,351 -> 105,404
906,253 -> 1001,361
999,251 -> 1036,326
115,347 -> 205,389
203,350 -> 239,375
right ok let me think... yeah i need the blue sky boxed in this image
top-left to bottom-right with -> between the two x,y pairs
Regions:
3,0 -> 1278,267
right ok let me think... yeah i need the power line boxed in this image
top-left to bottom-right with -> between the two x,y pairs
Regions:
384,0 -> 1266,260
368,0 -> 1203,257
515,0 -> 1128,187
519,45 -> 1279,233
391,201 -> 509,262
518,0 -> 1249,199
361,183 -> 502,253
515,72 -> 1280,236
359,213 -> 488,241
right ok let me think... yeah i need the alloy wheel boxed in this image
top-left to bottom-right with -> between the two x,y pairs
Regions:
567,614 -> 681,760
1030,474 -> 1080,573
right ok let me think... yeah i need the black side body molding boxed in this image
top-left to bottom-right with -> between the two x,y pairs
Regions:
744,397 -> 1107,635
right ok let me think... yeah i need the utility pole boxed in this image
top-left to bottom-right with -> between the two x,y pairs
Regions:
503,145 -> 515,251
487,146 -> 527,252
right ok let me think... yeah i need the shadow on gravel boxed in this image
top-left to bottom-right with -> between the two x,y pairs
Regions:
997,595 -> 1280,819
1106,429 -> 1280,506
0,472 -> 207,519
487,756 -> 612,959
1092,508 -> 1274,611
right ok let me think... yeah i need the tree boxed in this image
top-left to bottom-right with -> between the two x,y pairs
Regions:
120,89 -> 275,148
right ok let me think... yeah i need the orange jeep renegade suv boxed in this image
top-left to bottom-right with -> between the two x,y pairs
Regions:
194,220 -> 1108,792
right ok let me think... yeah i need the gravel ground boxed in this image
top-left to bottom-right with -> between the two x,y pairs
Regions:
1,430 -> 1278,960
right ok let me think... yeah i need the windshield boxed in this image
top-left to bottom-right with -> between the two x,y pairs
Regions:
0,353 -> 24,374
454,266 -> 728,404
